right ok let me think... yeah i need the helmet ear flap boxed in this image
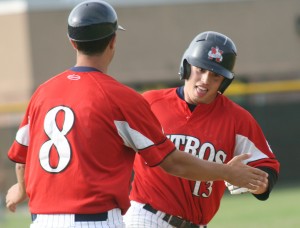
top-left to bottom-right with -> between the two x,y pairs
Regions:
180,59 -> 191,80
218,77 -> 234,94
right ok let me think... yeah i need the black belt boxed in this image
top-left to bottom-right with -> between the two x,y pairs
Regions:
31,212 -> 108,222
143,204 -> 206,228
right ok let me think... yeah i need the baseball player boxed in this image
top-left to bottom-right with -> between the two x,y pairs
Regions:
5,1 -> 268,226
124,31 -> 280,228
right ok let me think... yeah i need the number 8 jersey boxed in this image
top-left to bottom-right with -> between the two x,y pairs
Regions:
7,67 -> 175,215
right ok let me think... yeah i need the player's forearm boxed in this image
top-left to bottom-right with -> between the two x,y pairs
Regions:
160,149 -> 268,190
15,163 -> 26,196
6,163 -> 27,212
161,149 -> 230,181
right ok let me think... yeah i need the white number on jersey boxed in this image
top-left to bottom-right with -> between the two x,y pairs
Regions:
167,134 -> 227,198
39,106 -> 74,173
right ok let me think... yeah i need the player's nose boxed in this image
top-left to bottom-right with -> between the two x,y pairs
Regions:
200,71 -> 211,84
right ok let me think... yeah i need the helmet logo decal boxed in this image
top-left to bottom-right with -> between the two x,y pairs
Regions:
208,46 -> 223,62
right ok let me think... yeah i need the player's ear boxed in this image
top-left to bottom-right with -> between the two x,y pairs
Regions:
109,34 -> 117,50
69,39 -> 78,50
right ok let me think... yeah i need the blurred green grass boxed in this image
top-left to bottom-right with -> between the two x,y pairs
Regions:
0,185 -> 299,228
209,185 -> 300,228
0,205 -> 31,227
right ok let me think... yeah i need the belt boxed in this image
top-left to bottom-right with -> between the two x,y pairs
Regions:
31,212 -> 108,222
143,204 -> 206,228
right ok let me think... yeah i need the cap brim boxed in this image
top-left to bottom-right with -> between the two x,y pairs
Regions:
118,25 -> 125,31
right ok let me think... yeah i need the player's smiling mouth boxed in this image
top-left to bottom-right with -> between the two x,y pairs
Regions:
195,86 -> 208,96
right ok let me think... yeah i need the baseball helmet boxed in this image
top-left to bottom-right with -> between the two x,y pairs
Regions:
68,0 -> 125,42
179,31 -> 237,93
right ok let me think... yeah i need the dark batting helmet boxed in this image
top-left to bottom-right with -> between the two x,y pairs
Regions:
179,31 -> 237,93
68,0 -> 125,42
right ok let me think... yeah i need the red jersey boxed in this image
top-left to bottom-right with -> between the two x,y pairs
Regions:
130,87 -> 280,225
8,67 -> 175,215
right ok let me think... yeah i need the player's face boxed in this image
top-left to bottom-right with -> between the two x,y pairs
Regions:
184,65 -> 224,105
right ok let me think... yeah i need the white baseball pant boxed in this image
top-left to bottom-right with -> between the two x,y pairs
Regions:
30,208 -> 125,228
123,201 -> 173,228
123,201 -> 207,228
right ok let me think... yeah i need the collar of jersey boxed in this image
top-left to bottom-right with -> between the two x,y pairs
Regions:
70,66 -> 102,72
176,86 -> 196,112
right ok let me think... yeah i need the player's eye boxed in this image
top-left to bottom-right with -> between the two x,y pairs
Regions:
195,67 -> 206,73
213,73 -> 221,77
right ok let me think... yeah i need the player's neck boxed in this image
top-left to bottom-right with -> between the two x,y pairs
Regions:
75,55 -> 109,74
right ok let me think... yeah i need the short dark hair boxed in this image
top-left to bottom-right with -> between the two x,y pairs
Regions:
74,33 -> 115,55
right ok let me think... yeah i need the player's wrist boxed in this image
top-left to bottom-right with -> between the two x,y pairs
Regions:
218,164 -> 232,182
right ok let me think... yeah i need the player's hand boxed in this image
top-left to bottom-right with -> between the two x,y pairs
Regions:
225,153 -> 268,191
225,175 -> 269,195
225,181 -> 249,195
6,183 -> 28,212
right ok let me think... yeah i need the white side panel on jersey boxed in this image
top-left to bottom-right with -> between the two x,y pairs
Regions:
234,134 -> 268,164
114,120 -> 154,152
16,123 -> 30,146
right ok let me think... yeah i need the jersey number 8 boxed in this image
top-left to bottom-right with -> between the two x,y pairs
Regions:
39,106 -> 74,173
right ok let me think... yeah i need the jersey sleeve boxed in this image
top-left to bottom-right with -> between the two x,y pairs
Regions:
111,87 -> 175,167
8,106 -> 31,164
233,109 -> 280,174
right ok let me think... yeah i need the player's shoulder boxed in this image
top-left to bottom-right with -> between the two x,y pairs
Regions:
30,70 -> 66,96
75,70 -> 143,99
35,69 -> 76,89
98,74 -> 148,106
220,95 -> 255,121
105,77 -> 144,99
142,88 -> 176,104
